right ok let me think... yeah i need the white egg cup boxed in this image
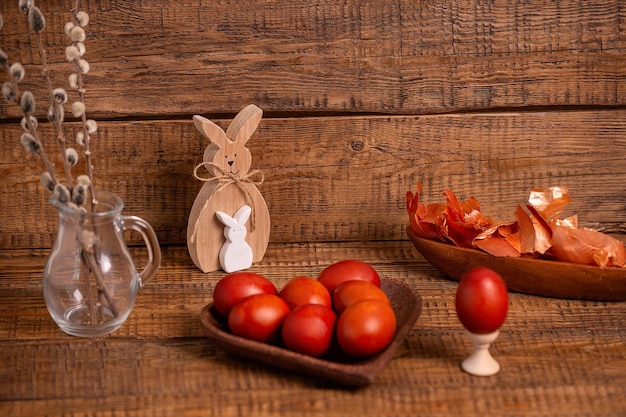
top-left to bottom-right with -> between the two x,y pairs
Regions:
462,329 -> 500,376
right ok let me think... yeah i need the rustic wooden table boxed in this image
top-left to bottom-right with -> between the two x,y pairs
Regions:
1,241 -> 625,417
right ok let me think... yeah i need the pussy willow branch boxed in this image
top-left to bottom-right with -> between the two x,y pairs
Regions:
24,110 -> 59,185
33,28 -> 74,189
1,60 -> 59,186
68,0 -> 119,319
71,0 -> 96,205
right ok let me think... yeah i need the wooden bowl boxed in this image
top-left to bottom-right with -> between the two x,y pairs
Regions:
199,276 -> 422,387
406,226 -> 626,301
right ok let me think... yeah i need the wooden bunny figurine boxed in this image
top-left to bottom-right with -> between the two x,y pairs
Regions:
187,105 -> 270,273
215,205 -> 253,273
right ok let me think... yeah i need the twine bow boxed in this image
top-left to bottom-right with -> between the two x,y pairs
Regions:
190,162 -> 264,242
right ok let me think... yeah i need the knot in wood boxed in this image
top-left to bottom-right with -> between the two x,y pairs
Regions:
350,140 -> 364,151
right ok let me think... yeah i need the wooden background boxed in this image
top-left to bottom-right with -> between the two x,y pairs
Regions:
1,1 -> 626,416
1,0 -> 625,251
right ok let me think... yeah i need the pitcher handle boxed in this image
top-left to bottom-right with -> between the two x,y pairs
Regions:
123,215 -> 162,286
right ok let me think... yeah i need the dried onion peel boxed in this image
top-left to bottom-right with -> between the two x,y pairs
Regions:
406,183 -> 625,268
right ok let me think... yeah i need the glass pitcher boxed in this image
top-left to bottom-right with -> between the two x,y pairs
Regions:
44,190 -> 161,337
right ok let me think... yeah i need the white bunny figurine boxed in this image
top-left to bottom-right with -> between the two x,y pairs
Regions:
215,205 -> 253,273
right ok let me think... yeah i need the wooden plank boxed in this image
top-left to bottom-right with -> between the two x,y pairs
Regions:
1,243 -> 625,416
1,110 -> 625,250
1,0 -> 625,118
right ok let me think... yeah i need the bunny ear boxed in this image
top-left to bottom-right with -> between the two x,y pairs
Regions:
226,104 -> 263,145
193,115 -> 229,148
233,205 -> 252,225
215,211 -> 238,228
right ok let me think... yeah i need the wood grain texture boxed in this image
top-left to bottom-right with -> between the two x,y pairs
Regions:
1,111 -> 625,250
1,1 -> 625,118
1,243 -> 625,416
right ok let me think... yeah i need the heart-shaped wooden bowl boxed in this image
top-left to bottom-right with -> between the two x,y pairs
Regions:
407,226 -> 626,301
200,276 -> 422,387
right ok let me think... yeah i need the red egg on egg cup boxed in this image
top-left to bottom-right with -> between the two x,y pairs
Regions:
455,267 -> 509,376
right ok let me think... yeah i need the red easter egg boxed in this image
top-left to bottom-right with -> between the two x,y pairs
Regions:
455,267 -> 508,334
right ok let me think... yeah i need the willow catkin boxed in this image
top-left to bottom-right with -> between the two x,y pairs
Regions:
20,132 -> 41,154
27,6 -> 46,32
20,91 -> 35,114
